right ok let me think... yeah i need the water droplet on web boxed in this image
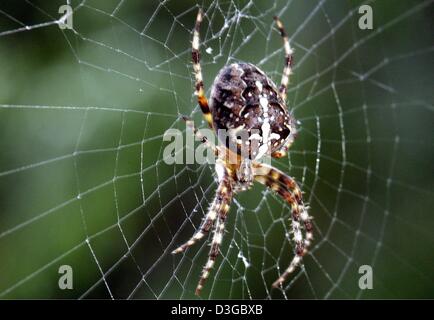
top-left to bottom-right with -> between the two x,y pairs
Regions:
237,251 -> 250,268
205,47 -> 213,54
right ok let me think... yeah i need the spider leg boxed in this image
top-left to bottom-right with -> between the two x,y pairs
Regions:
253,163 -> 313,288
171,178 -> 229,254
192,8 -> 213,128
271,149 -> 287,158
271,16 -> 295,159
271,130 -> 297,159
195,175 -> 232,296
273,16 -> 294,102
195,206 -> 231,296
181,115 -> 218,156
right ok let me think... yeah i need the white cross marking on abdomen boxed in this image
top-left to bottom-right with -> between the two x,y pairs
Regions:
250,84 -> 280,159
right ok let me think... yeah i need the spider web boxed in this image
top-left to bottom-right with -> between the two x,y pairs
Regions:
0,0 -> 433,299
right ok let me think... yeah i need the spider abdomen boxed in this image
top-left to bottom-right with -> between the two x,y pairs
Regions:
209,63 -> 294,159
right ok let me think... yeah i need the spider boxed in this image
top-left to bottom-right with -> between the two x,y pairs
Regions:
172,9 -> 313,296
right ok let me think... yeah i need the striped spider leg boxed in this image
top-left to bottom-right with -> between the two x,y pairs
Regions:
273,16 -> 294,102
272,16 -> 296,159
172,158 -> 232,296
191,8 -> 213,128
180,115 -> 218,156
253,163 -> 313,287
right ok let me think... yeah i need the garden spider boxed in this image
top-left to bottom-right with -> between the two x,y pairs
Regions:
172,9 -> 313,296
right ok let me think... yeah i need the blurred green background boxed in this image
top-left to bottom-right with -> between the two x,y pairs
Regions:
0,0 -> 432,299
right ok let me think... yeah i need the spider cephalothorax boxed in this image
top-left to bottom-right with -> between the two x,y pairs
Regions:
172,9 -> 313,296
